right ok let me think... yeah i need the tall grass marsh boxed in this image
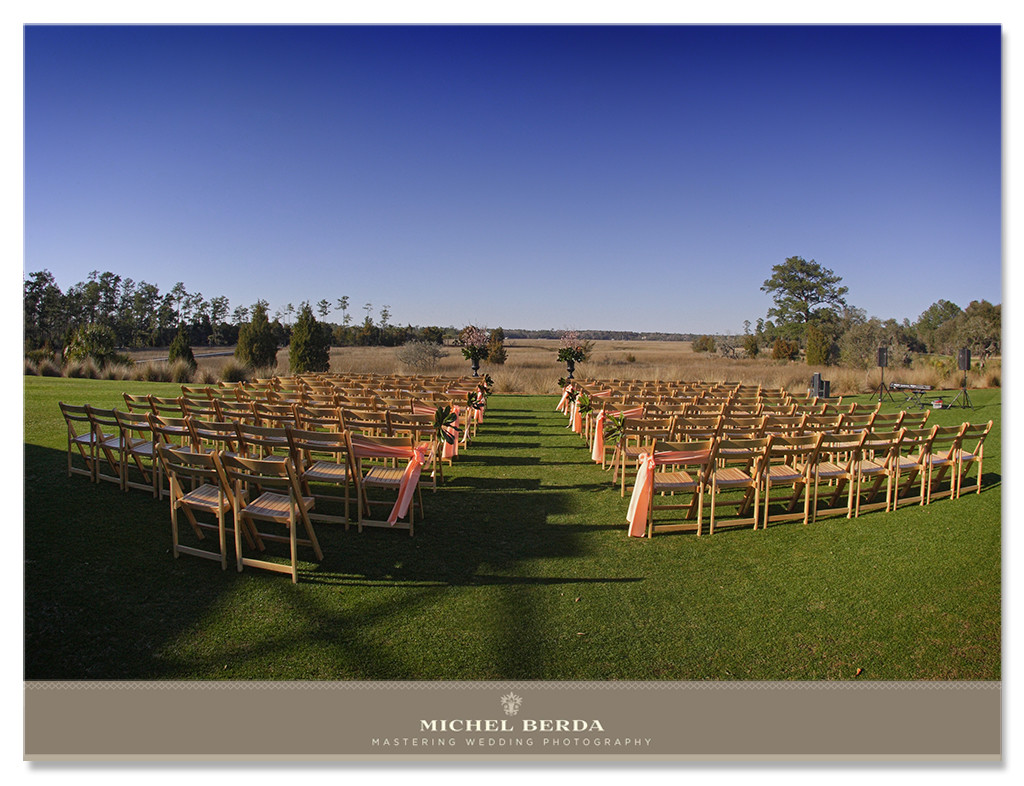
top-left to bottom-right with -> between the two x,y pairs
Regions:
37,339 -> 995,396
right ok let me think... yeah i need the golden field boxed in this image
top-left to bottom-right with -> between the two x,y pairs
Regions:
130,338 -> 1000,396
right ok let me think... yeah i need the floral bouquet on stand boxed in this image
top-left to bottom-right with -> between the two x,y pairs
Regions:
459,325 -> 489,377
557,330 -> 590,379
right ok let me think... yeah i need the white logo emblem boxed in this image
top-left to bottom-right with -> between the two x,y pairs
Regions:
500,692 -> 523,716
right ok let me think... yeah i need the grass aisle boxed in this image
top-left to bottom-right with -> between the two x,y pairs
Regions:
24,379 -> 1000,681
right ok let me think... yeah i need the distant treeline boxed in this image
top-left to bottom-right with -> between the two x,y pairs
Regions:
503,329 -> 697,342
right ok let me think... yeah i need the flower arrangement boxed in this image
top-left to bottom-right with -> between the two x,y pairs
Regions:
557,330 -> 588,364
459,325 -> 490,375
459,325 -> 490,362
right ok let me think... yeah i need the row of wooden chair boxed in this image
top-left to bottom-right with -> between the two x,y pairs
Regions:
626,421 -> 992,538
598,409 -> 931,496
60,401 -> 448,581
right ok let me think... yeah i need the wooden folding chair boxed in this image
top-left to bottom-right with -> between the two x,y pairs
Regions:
952,420 -> 993,498
810,431 -> 865,521
890,426 -> 934,508
708,436 -> 770,533
148,414 -> 196,498
59,402 -> 98,481
388,412 -> 443,488
852,429 -> 902,516
285,425 -> 357,527
922,424 -> 966,504
156,444 -> 236,570
612,416 -> 673,497
642,439 -> 715,537
761,432 -> 822,529
218,452 -> 322,583
84,405 -> 125,488
349,434 -> 434,536
114,409 -> 159,496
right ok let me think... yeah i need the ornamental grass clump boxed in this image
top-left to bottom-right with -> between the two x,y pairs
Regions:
219,358 -> 253,383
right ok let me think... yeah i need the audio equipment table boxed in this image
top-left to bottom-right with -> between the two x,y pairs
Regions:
889,382 -> 934,408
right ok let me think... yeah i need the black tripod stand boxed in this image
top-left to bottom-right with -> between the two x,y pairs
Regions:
947,369 -> 973,409
872,363 -> 896,404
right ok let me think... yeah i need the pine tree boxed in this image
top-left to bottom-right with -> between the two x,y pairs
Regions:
805,323 -> 830,366
235,300 -> 278,369
168,323 -> 197,369
289,302 -> 330,373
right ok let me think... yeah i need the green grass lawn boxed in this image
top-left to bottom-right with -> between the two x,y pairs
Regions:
24,377 -> 1001,680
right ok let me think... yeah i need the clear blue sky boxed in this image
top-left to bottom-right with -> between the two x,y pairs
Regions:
24,24 -> 1002,334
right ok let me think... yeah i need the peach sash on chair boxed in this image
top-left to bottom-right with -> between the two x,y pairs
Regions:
412,404 -> 460,459
625,447 -> 712,537
556,385 -> 572,414
351,437 -> 432,525
572,402 -> 583,434
592,410 -> 607,462
591,406 -> 644,464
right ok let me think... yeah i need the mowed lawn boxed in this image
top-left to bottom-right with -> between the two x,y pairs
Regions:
24,376 -> 1001,681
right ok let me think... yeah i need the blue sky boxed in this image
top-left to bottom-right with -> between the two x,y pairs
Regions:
23,24 -> 1002,334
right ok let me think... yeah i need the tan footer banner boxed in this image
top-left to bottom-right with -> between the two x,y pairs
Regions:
25,680 -> 1000,762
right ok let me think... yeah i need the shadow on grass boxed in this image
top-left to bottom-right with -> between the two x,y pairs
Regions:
24,418 -> 603,679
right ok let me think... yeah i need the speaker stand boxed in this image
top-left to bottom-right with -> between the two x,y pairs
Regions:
873,366 -> 896,404
947,372 -> 973,409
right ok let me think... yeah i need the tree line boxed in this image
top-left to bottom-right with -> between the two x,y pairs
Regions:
689,256 -> 1000,371
22,270 -> 459,358
24,260 -> 1001,375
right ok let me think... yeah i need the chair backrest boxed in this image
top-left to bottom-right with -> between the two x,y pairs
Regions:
350,433 -> 433,467
217,451 -> 303,500
763,414 -> 807,436
180,385 -> 217,400
114,408 -> 154,443
718,415 -> 767,438
293,404 -> 344,432
234,422 -> 291,458
894,426 -> 935,460
801,414 -> 842,434
85,404 -> 122,444
188,417 -> 240,452
148,413 -> 195,448
763,432 -> 823,468
388,412 -> 435,441
901,410 -> 931,429
181,397 -> 220,419
252,402 -> 298,428
285,425 -> 354,471
122,392 -> 151,413
837,412 -> 875,434
928,424 -> 966,461
859,428 -> 902,463
650,438 -> 716,482
213,399 -> 257,424
710,436 -> 771,475
866,411 -> 905,432
157,442 -> 224,492
341,409 -> 390,437
59,401 -> 92,437
672,415 -> 722,441
148,395 -> 185,417
958,420 -> 993,455
816,430 -> 868,466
